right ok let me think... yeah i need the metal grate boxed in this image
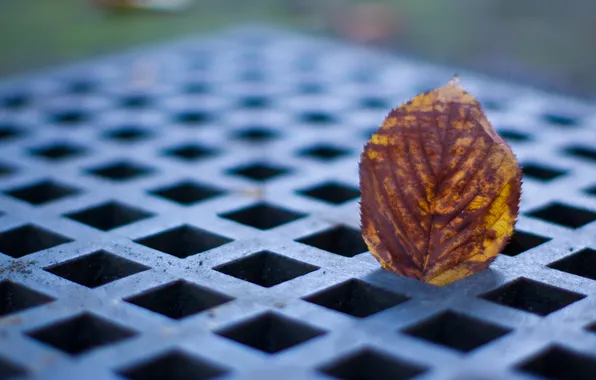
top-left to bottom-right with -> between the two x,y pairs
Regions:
1,26 -> 596,380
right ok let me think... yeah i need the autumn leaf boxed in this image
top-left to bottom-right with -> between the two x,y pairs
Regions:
359,77 -> 521,286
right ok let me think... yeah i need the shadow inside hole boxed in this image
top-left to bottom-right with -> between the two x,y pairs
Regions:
0,280 -> 55,317
296,226 -> 367,257
67,80 -> 96,94
303,279 -> 409,318
543,113 -> 578,127
117,350 -> 229,380
125,280 -> 233,320
403,310 -> 511,352
215,312 -> 325,354
0,357 -> 28,379
297,182 -> 360,205
298,145 -> 350,161
233,127 -> 278,143
120,95 -> 151,108
219,203 -> 305,230
516,345 -> 596,380
87,161 -> 153,181
134,225 -> 232,258
526,202 -> 596,229
501,230 -> 551,257
29,142 -> 87,160
239,96 -> 270,109
51,110 -> 88,125
2,93 -> 29,109
44,250 -> 149,288
318,347 -> 428,380
479,277 -> 586,316
564,146 -> 596,162
214,251 -> 319,288
150,181 -> 225,205
301,111 -> 335,125
548,248 -> 596,281
163,144 -> 218,161
0,225 -> 72,258
27,313 -> 136,356
65,201 -> 153,231
174,111 -> 211,126
522,163 -> 566,182
498,129 -> 531,143
6,180 -> 80,205
228,163 -> 290,182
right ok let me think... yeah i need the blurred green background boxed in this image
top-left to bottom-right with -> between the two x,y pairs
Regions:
1,0 -> 595,98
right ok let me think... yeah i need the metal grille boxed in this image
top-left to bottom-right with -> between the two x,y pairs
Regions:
1,26 -> 596,380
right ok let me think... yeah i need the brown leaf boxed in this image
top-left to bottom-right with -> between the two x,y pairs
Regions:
359,77 -> 521,286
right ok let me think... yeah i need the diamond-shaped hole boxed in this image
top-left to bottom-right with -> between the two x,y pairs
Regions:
298,144 -> 350,161
150,181 -> 225,205
65,201 -> 153,231
5,180 -> 80,205
480,99 -> 504,111
104,126 -> 151,142
2,93 -> 29,109
548,248 -> 596,281
135,225 -> 232,258
239,70 -> 265,83
296,226 -> 368,257
125,280 -> 233,320
184,82 -> 211,94
318,348 -> 428,380
87,161 -> 153,181
228,162 -> 290,182
240,96 -> 270,109
297,82 -> 324,94
51,110 -> 88,126
27,313 -> 136,356
522,163 -> 566,182
175,111 -> 211,126
164,144 -> 217,161
67,80 -> 96,94
0,163 -> 14,178
0,357 -> 28,379
120,95 -> 151,108
584,185 -> 596,197
214,251 -> 319,288
403,310 -> 510,352
233,127 -> 278,143
359,97 -> 389,109
45,250 -> 150,288
501,230 -> 551,257
297,182 -> 360,205
565,145 -> 596,162
118,350 -> 229,380
0,124 -> 22,141
544,113 -> 578,127
0,280 -> 55,317
29,142 -> 87,161
0,225 -> 72,258
498,129 -> 531,143
215,312 -> 325,354
303,279 -> 408,318
301,111 -> 335,125
516,345 -> 596,380
526,202 -> 596,229
219,203 -> 305,230
479,277 -> 586,316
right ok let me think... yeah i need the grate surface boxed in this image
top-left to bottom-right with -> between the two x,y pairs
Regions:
0,26 -> 596,380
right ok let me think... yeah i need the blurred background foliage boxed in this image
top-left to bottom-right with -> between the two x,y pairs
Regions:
1,0 -> 595,98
